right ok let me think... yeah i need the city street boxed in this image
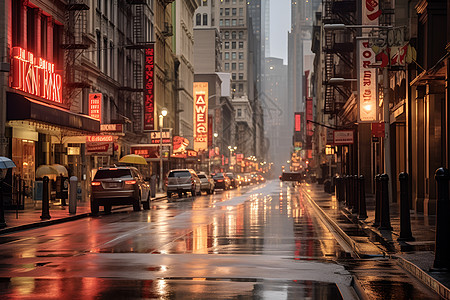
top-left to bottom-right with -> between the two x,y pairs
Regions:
0,181 -> 440,299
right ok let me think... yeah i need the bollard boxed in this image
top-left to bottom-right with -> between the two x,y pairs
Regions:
352,175 -> 359,214
373,175 -> 381,227
378,174 -> 392,230
338,176 -> 344,202
398,173 -> 414,241
358,175 -> 368,219
433,168 -> 450,270
40,176 -> 51,220
335,176 -> 341,201
69,176 -> 78,214
347,175 -> 353,210
344,176 -> 349,206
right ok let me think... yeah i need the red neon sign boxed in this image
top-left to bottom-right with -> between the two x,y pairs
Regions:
10,47 -> 62,103
295,113 -> 301,132
86,135 -> 114,142
193,82 -> 208,151
89,93 -> 102,122
143,44 -> 155,131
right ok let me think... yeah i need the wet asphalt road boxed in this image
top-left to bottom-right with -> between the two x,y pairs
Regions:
0,180 -> 440,299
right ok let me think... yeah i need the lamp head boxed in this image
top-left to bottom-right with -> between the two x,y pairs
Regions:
161,107 -> 168,117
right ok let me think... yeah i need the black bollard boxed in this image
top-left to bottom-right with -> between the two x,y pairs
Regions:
0,180 -> 6,228
398,173 -> 414,241
344,176 -> 349,206
358,175 -> 368,220
378,174 -> 392,230
40,176 -> 51,220
433,168 -> 450,270
334,176 -> 340,201
373,175 -> 381,227
347,175 -> 354,210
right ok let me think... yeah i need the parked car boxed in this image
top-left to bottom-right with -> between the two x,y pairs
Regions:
166,169 -> 201,198
212,173 -> 231,190
226,172 -> 239,188
197,172 -> 215,194
91,166 -> 151,214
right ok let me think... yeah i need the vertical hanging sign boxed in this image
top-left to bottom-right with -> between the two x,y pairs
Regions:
193,82 -> 208,151
358,0 -> 381,123
89,93 -> 102,122
144,43 -> 155,131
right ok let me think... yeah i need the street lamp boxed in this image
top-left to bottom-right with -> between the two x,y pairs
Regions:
159,107 -> 168,191
228,146 -> 237,171
325,23 -> 394,201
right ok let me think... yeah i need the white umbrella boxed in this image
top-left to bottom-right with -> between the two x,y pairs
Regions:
36,165 -> 59,178
0,157 -> 16,169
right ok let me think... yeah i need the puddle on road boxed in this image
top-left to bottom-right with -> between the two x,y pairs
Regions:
0,277 -> 343,299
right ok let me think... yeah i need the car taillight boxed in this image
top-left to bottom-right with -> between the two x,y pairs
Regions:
218,179 -> 223,182
91,182 -> 101,186
125,180 -> 136,185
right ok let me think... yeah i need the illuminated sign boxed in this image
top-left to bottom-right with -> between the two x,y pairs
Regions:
100,124 -> 123,132
188,150 -> 198,157
131,146 -> 159,159
89,93 -> 102,122
143,44 -> 155,131
149,130 -> 172,145
10,47 -> 62,103
86,135 -> 114,142
333,130 -> 354,145
295,112 -> 301,132
193,82 -> 208,151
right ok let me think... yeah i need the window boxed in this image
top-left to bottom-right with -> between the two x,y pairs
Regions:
26,8 -> 36,53
219,19 -> 223,26
96,31 -> 101,69
239,8 -> 243,16
232,73 -> 236,80
232,31 -> 236,39
203,14 -> 208,25
104,38 -> 108,74
225,8 -> 230,16
239,52 -> 244,59
232,19 -> 237,26
224,52 -> 230,60
232,41 -> 236,49
232,0 -> 237,3
224,41 -> 230,49
239,31 -> 243,39
239,19 -> 244,25
196,13 -> 201,26
239,41 -> 244,49
232,63 -> 236,70
237,109 -> 242,117
41,16 -> 48,59
232,8 -> 237,16
225,19 -> 230,26
220,8 -> 223,16
110,42 -> 114,78
239,73 -> 244,79
239,83 -> 244,92
224,63 -> 230,70
224,31 -> 230,39
231,52 -> 236,59
239,63 -> 244,70
203,0 -> 208,6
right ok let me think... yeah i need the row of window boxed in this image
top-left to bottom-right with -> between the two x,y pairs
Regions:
220,0 -> 245,4
226,72 -> 245,80
224,62 -> 245,71
219,18 -> 245,26
224,41 -> 245,49
224,52 -> 244,60
220,7 -> 244,16
195,13 -> 208,26
223,31 -> 245,40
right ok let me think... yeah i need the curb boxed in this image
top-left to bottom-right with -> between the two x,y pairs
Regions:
0,196 -> 166,235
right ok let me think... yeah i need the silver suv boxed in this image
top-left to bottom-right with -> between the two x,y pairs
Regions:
197,172 -> 215,194
91,166 -> 151,214
166,169 -> 201,198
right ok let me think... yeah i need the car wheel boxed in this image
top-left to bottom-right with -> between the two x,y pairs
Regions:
143,194 -> 150,210
191,188 -> 196,197
91,198 -> 99,215
206,188 -> 211,195
104,204 -> 111,214
167,192 -> 172,198
133,195 -> 141,211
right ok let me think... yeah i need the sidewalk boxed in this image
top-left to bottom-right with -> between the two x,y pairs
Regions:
300,182 -> 450,299
0,193 -> 166,235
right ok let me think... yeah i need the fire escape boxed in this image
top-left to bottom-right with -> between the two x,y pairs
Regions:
123,0 -> 174,133
62,0 -> 91,108
322,0 -> 356,115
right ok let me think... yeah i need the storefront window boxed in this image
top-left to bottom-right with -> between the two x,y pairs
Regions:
12,138 -> 35,187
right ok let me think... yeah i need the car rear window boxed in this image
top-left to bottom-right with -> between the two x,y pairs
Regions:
198,174 -> 206,179
226,173 -> 235,179
94,169 -> 133,179
213,174 -> 224,179
169,171 -> 191,178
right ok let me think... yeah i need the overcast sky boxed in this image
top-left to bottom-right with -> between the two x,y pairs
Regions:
269,0 -> 291,64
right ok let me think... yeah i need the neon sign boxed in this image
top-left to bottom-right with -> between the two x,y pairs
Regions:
144,44 -> 155,131
89,93 -> 102,122
10,47 -> 62,103
193,82 -> 208,151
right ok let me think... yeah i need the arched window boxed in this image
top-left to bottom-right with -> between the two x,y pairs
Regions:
232,31 -> 236,39
196,13 -> 201,26
203,14 -> 208,26
224,31 -> 230,39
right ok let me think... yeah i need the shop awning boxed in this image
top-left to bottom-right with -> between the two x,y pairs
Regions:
6,92 -> 100,133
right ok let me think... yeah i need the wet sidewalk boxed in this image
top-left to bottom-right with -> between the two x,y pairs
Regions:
0,193 -> 166,235
300,182 -> 450,299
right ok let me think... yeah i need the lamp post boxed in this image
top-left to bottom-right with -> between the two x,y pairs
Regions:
228,146 -> 237,171
210,132 -> 218,174
159,107 -> 168,191
324,23 -> 394,202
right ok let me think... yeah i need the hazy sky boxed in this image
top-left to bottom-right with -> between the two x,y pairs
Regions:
269,0 -> 291,63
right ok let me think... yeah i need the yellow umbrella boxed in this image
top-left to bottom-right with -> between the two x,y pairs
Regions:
119,154 -> 148,165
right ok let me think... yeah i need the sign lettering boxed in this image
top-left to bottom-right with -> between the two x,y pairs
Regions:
144,44 -> 155,131
193,82 -> 208,151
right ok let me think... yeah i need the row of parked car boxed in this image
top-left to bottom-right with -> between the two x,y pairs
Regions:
89,166 -> 267,213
